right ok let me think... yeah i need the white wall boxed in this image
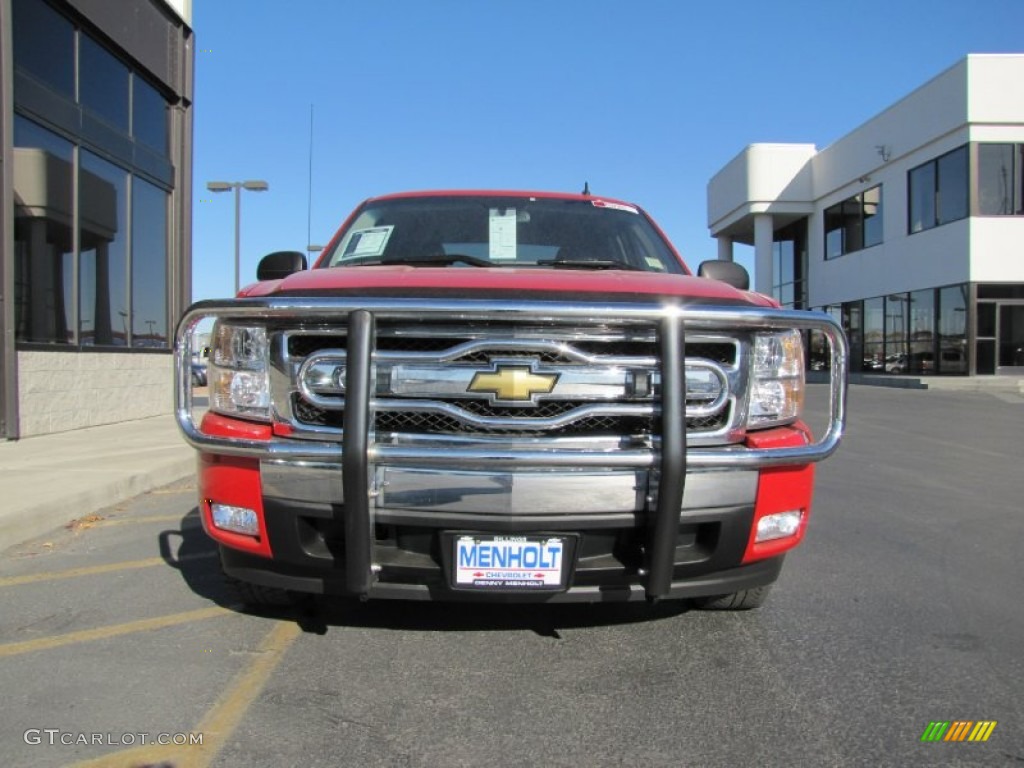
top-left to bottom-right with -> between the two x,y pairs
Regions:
971,218 -> 1024,283
967,55 -> 1024,125
18,352 -> 173,437
810,221 -> 972,307
707,144 -> 816,234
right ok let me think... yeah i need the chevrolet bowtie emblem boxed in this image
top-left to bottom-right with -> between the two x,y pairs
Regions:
467,365 -> 559,402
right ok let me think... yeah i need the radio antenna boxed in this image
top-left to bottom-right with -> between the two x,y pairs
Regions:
306,104 -> 315,252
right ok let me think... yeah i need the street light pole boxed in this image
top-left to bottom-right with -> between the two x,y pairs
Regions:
206,180 -> 269,295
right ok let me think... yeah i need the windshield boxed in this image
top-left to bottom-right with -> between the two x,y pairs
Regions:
320,195 -> 685,274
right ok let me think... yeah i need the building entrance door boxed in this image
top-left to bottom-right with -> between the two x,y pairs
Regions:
997,303 -> 1024,374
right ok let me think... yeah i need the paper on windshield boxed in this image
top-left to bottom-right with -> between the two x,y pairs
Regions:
341,226 -> 394,259
488,209 -> 517,261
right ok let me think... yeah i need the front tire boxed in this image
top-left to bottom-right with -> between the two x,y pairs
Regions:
223,571 -> 297,610
695,585 -> 773,610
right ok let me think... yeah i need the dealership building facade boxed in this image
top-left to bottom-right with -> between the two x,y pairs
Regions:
0,0 -> 193,439
708,55 -> 1024,376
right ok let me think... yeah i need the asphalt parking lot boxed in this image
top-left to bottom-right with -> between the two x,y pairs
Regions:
1,384 -> 1022,767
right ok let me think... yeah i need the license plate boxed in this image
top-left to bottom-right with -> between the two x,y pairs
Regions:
453,535 -> 568,590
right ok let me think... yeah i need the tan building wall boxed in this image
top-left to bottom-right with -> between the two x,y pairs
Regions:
17,351 -> 172,437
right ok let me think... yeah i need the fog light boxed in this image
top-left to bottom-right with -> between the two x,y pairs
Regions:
210,503 -> 260,536
755,510 -> 803,542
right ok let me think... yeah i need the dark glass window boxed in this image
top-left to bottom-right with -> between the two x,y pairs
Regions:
937,284 -> 968,374
131,180 -> 169,347
808,305 -> 841,372
976,340 -> 996,375
79,35 -> 130,131
133,77 -> 169,154
978,144 -> 1016,215
12,0 -> 74,96
842,198 -> 863,253
908,289 -> 935,374
824,206 -> 843,259
823,186 -> 882,258
976,302 -> 996,338
863,186 -> 883,247
978,284 -> 1024,300
771,221 -> 806,308
13,117 -> 75,343
909,146 -> 968,233
863,297 -> 884,372
843,301 -> 864,373
79,151 -> 128,346
937,146 -> 968,225
884,294 -> 909,373
909,162 -> 936,233
998,306 -> 1024,368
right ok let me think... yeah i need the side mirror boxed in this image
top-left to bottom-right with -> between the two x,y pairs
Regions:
697,260 -> 749,291
257,250 -> 307,281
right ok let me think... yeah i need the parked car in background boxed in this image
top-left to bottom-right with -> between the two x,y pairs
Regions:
190,357 -> 207,386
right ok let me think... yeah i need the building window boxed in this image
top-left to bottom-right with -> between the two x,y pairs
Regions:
133,77 -> 168,154
977,143 -> 1024,215
771,220 -> 807,308
863,297 -> 884,372
79,151 -> 129,346
79,35 -> 130,132
11,0 -> 74,96
12,117 -> 75,344
884,294 -> 909,372
909,145 -> 968,233
823,185 -> 883,258
808,305 -> 841,372
131,180 -> 169,346
937,284 -> 968,374
908,289 -> 935,374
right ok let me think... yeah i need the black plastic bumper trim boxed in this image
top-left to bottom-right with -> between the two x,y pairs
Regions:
219,549 -> 783,603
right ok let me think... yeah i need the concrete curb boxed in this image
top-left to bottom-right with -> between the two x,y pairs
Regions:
0,415 -> 196,552
807,372 -> 1024,392
0,457 -> 195,550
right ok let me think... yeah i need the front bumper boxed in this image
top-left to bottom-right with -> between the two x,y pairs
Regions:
178,298 -> 847,601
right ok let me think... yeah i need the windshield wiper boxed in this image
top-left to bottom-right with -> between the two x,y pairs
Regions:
404,253 -> 495,268
536,258 -> 643,272
335,254 -> 495,268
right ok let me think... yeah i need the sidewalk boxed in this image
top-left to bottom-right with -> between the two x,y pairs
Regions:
0,414 -> 195,551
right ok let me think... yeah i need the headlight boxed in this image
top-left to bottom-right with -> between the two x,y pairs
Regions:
748,330 -> 804,428
209,323 -> 271,421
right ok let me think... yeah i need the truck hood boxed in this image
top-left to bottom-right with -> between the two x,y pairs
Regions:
242,265 -> 773,307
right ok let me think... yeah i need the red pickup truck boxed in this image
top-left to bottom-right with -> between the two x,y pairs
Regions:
176,190 -> 847,610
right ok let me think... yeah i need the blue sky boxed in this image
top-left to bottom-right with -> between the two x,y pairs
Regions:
191,0 -> 1024,301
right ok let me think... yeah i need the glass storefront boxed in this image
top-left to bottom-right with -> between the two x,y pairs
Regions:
820,283 -> 1023,376
820,283 -> 972,375
11,0 -> 173,350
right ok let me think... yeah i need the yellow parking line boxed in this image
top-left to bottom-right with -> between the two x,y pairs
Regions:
65,620 -> 302,768
0,552 -> 216,588
0,605 -> 232,659
189,620 -> 303,766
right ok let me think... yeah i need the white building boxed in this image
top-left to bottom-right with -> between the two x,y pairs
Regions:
708,54 -> 1024,376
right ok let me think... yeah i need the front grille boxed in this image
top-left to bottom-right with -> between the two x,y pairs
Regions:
282,326 -> 741,440
375,410 -> 655,438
